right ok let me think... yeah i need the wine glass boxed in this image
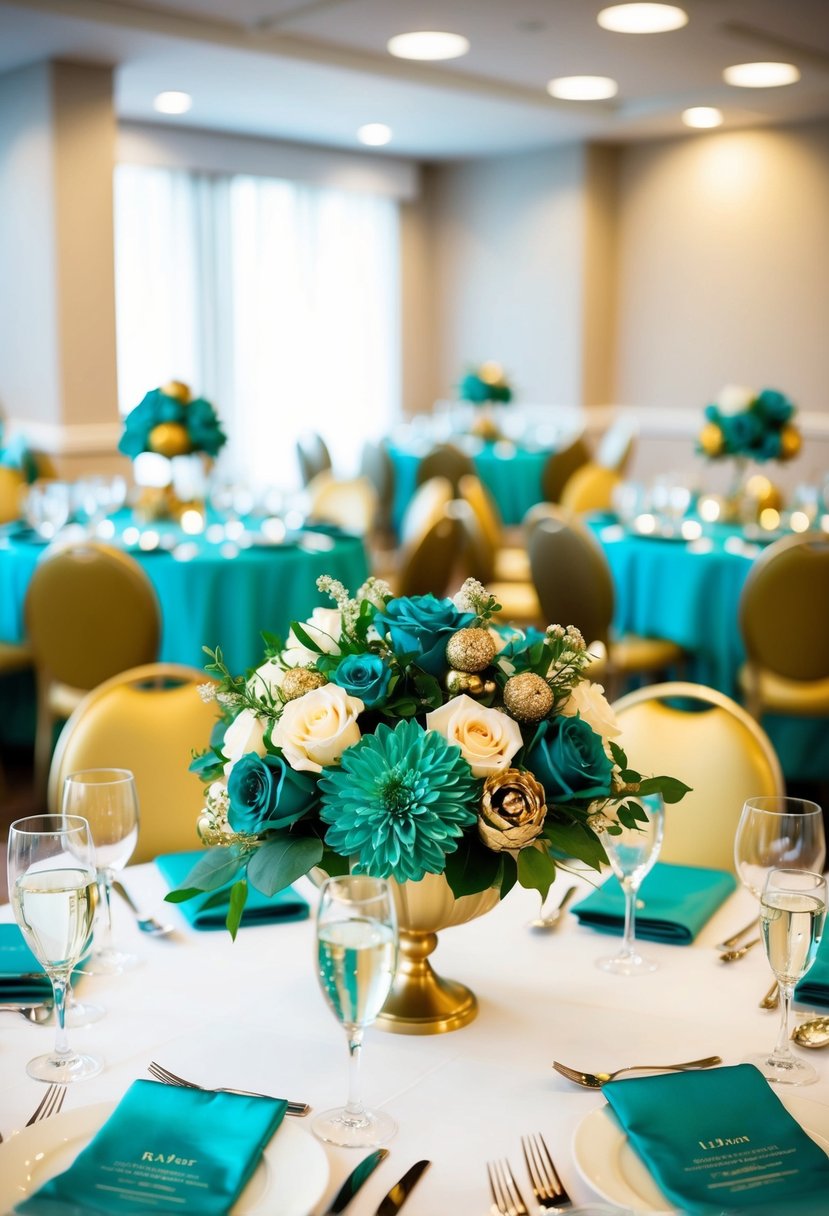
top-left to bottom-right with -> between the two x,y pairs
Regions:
596,795 -> 665,976
312,875 -> 398,1148
61,769 -> 140,975
734,796 -> 825,903
7,814 -> 102,1081
747,867 -> 827,1085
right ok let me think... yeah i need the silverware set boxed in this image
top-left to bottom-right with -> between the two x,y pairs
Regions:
488,1132 -> 571,1213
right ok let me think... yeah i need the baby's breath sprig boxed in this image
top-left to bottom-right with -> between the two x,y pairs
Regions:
202,646 -> 280,719
453,578 -> 501,623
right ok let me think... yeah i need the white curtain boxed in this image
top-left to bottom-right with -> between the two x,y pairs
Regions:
114,163 -> 400,491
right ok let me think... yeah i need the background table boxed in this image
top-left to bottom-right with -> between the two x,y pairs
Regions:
2,865 -> 827,1215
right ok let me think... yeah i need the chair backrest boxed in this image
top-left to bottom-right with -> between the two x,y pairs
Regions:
451,499 -> 495,585
541,435 -> 591,503
48,663 -> 218,862
399,476 -> 453,550
458,474 -> 503,553
528,515 -> 614,649
0,466 -> 25,524
559,463 -> 621,514
307,476 -> 378,535
359,441 -> 395,519
613,681 -> 784,872
597,419 -> 638,475
25,542 -> 161,692
296,431 -> 332,487
739,532 -> 829,681
414,444 -> 476,495
397,510 -> 462,598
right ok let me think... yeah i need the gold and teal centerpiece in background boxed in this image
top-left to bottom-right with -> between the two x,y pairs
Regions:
458,362 -> 513,440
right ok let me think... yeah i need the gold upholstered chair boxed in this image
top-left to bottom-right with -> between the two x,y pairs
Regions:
613,681 -> 784,872
307,475 -> 379,535
414,444 -> 476,495
540,434 -> 591,504
48,663 -> 217,863
559,463 -> 622,514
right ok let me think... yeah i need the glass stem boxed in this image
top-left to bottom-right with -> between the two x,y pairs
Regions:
98,872 -> 114,952
52,975 -> 70,1057
621,879 -> 638,959
772,981 -> 794,1061
345,1027 -> 365,1117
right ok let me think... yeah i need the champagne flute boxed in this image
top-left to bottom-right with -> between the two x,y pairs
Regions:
734,796 -> 825,909
312,875 -> 398,1148
596,794 -> 665,976
62,769 -> 140,975
747,867 -> 826,1085
8,814 -> 102,1081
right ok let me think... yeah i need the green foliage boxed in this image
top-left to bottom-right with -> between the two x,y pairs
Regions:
246,835 -> 323,896
444,836 -> 501,898
517,846 -> 558,902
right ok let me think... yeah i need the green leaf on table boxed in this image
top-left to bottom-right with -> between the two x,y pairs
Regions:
517,846 -> 557,901
247,835 -> 323,896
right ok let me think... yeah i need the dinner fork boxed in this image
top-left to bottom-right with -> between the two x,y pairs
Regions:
552,1054 -> 722,1088
521,1132 -> 572,1210
26,1083 -> 66,1126
147,1061 -> 310,1116
487,1158 -> 529,1216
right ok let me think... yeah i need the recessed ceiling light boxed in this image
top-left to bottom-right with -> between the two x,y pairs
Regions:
358,123 -> 392,147
547,75 -> 618,101
153,91 -> 192,115
723,62 -> 800,88
597,4 -> 688,33
682,106 -> 723,129
387,31 -> 470,61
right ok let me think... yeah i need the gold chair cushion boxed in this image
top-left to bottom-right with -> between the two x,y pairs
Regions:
738,665 -> 829,715
494,546 -> 531,583
0,640 -> 33,673
611,635 -> 684,673
487,580 -> 542,627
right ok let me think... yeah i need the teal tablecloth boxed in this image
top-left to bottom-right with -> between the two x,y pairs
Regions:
590,517 -> 827,782
388,439 -> 555,530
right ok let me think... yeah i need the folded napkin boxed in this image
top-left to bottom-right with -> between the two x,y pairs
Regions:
0,924 -> 63,1003
156,850 -> 309,930
603,1063 -> 829,1215
572,862 -> 737,944
16,1079 -> 286,1215
795,926 -> 829,1008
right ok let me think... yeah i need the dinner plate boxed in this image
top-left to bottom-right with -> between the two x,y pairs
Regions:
572,1093 -> 829,1215
0,1101 -> 329,1216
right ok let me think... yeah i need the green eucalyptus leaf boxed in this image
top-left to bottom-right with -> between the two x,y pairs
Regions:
247,835 -> 323,896
546,820 -> 608,872
177,847 -> 245,892
226,880 -> 249,940
164,887 -> 204,904
636,776 -> 692,803
516,846 -> 557,901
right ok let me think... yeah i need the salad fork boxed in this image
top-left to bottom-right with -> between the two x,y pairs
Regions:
521,1132 -> 571,1210
487,1158 -> 528,1216
147,1060 -> 310,1115
552,1054 -> 722,1088
26,1083 -> 66,1125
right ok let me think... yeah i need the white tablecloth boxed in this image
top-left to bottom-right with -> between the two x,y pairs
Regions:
2,868 -> 828,1214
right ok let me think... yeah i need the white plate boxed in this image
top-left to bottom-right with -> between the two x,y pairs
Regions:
572,1093 -> 829,1215
0,1101 -> 329,1216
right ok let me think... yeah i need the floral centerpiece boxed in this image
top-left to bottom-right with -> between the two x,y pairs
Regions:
119,380 -> 226,462
458,362 -> 513,407
698,385 -> 800,463
172,577 -> 689,941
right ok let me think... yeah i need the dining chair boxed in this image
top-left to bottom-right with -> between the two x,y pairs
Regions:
613,681 -> 784,872
398,475 -> 454,550
414,443 -> 476,495
295,431 -> 333,487
738,531 -> 829,720
528,512 -> 684,696
559,462 -> 622,514
458,473 -> 531,583
306,475 -> 378,535
25,541 -> 162,798
596,418 -> 638,476
0,466 -> 26,524
451,500 -> 542,627
358,439 -> 396,537
48,663 -> 217,862
540,434 -> 591,504
395,508 -> 463,598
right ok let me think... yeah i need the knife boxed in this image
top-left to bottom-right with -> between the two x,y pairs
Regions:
322,1148 -> 390,1215
373,1160 -> 431,1216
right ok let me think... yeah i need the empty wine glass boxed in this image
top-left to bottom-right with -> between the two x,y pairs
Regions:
734,796 -> 826,903
597,794 -> 665,976
312,875 -> 398,1148
8,814 -> 102,1081
747,867 -> 826,1085
61,769 -> 140,975
23,481 -> 71,540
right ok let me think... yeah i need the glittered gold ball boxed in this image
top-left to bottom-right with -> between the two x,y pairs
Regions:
445,627 -> 497,673
149,421 -> 191,458
503,672 -> 553,722
699,422 -> 724,457
161,379 -> 192,403
281,668 -> 328,701
779,424 -> 802,461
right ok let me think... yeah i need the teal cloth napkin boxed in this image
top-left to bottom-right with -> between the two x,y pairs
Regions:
0,924 -> 85,1002
16,1079 -> 286,1215
795,926 -> 829,1008
156,850 -> 309,929
572,862 -> 737,944
603,1063 -> 829,1214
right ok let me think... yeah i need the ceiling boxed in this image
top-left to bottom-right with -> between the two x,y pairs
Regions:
1,0 -> 829,160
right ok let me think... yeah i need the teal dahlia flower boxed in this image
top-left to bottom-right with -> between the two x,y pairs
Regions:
318,719 -> 479,883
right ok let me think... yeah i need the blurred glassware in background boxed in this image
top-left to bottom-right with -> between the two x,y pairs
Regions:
24,481 -> 71,539
611,480 -> 644,527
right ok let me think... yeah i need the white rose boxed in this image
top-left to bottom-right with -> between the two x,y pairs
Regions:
716,384 -> 754,416
281,608 -> 343,668
222,708 -> 268,775
248,656 -> 286,697
560,682 -> 621,742
426,694 -> 523,778
273,683 -> 363,773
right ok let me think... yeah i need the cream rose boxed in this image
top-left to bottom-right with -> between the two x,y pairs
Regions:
273,683 -> 363,773
560,682 -> 620,742
716,384 -> 754,415
222,708 -> 268,775
248,656 -> 286,698
281,607 -> 343,669
426,694 -> 522,778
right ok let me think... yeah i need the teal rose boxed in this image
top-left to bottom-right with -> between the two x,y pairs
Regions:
526,715 -> 613,803
374,595 -> 474,677
227,752 -> 316,834
755,389 -> 793,424
331,653 -> 392,708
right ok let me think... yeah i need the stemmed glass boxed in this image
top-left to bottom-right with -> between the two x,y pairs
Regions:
61,769 -> 140,975
734,796 -> 825,903
596,795 -> 665,976
312,875 -> 398,1148
8,814 -> 102,1081
747,867 -> 827,1085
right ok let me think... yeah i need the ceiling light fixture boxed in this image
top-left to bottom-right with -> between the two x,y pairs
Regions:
597,4 -> 688,34
387,31 -> 470,61
547,75 -> 618,101
357,123 -> 392,147
682,106 -> 723,129
723,62 -> 800,88
153,91 -> 192,115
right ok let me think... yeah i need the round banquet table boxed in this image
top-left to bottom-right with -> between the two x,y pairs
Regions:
1,867 -> 828,1215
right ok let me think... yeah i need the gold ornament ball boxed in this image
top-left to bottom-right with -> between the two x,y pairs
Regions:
699,422 -> 724,457
503,672 -> 553,722
446,670 -> 496,698
281,668 -> 328,701
779,424 -> 802,461
479,361 -> 505,387
161,379 -> 192,403
446,627 -> 497,673
149,421 -> 192,458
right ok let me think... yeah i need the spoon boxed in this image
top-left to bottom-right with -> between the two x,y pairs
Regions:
791,1016 -> 829,1049
112,881 -> 175,937
528,884 -> 579,931
759,980 -> 779,1010
0,1003 -> 54,1025
719,937 -> 762,963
